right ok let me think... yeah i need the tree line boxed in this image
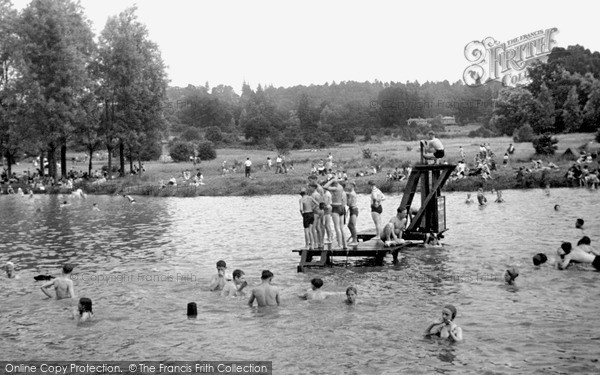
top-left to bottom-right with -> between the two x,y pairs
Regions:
0,0 -> 167,179
490,45 -> 600,142
167,78 -> 503,152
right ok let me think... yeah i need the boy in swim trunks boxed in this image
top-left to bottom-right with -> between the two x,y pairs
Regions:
346,182 -> 359,245
221,269 -> 248,297
299,187 -> 316,250
41,264 -> 75,300
209,260 -> 228,291
421,131 -> 445,164
368,180 -> 385,237
248,270 -> 279,307
380,207 -> 407,246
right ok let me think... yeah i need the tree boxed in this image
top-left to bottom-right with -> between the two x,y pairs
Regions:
532,134 -> 558,155
196,140 -> 216,161
181,126 -> 202,141
529,84 -> 555,134
205,126 -> 223,143
562,86 -> 583,132
96,6 -> 168,177
169,141 -> 194,162
18,0 -> 95,180
489,88 -> 536,136
584,79 -> 600,132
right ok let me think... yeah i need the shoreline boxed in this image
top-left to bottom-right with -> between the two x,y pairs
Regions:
0,167 -> 578,197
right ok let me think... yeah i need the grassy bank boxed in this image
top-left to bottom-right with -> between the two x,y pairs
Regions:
6,133 -> 599,197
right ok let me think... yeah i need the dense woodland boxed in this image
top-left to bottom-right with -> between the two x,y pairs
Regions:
2,0 -> 600,179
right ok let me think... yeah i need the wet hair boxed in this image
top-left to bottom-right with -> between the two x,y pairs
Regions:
346,286 -> 357,295
62,264 -> 74,274
577,236 -> 591,246
576,218 -> 584,228
554,204 -> 560,211
505,268 -> 519,282
79,297 -> 93,314
232,269 -> 244,280
443,304 -> 457,320
216,260 -> 226,269
310,278 -> 323,289
561,242 -> 572,254
261,270 -> 273,280
532,253 -> 548,266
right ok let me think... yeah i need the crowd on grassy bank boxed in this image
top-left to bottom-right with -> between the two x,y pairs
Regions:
1,134 -> 599,197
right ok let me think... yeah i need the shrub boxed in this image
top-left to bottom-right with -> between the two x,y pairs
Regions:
364,129 -> 372,142
468,126 -> 496,138
197,141 -> 217,161
291,138 -> 305,150
205,126 -> 223,143
181,126 -> 202,141
169,141 -> 195,162
532,134 -> 558,155
362,148 -> 372,159
138,141 -> 162,161
513,124 -> 534,142
596,129 -> 600,143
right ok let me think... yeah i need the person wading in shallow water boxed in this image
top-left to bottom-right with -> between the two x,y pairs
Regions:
424,304 -> 463,342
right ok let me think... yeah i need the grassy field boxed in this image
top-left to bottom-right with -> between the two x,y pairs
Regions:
7,132 -> 600,196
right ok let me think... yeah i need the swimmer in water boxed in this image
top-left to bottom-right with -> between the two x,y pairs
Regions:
5,261 -> 17,279
424,304 -> 463,342
494,190 -> 505,203
554,204 -> 560,211
71,297 -> 93,322
41,264 -> 75,300
345,286 -> 357,305
504,267 -> 519,285
532,253 -> 548,266
92,203 -> 100,211
123,195 -> 136,204
575,218 -> 584,229
299,278 -> 327,300
476,188 -> 487,205
209,260 -> 228,291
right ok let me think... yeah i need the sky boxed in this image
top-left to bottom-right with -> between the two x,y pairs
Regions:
11,0 -> 600,93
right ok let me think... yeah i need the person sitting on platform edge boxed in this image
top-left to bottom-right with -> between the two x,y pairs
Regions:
380,207 -> 408,247
221,269 -> 248,297
421,130 -> 445,164
424,304 -> 463,342
248,270 -> 279,307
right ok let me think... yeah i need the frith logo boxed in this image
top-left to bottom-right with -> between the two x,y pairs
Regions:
463,28 -> 559,87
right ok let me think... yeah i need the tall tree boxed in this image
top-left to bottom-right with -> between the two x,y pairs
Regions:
18,0 -> 95,180
530,84 -> 556,134
489,87 -> 536,136
96,6 -> 168,177
562,86 -> 583,133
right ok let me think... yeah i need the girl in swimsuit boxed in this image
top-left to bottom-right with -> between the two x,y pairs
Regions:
424,304 -> 463,342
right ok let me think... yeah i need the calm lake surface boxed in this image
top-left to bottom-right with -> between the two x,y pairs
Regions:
1,188 -> 599,374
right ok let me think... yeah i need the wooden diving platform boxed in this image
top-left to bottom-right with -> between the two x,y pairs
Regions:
293,162 -> 456,272
293,240 -> 423,272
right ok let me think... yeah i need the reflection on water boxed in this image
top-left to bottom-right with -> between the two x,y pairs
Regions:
0,189 -> 599,373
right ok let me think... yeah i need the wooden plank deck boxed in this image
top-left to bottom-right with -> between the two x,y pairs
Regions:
292,239 -> 423,272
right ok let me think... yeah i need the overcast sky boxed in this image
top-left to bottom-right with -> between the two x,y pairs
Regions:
12,0 -> 600,92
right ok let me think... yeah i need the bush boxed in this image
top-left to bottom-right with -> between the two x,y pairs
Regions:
273,135 -> 290,154
596,129 -> 600,143
138,141 -> 162,161
169,141 -> 195,162
205,126 -> 223,143
181,126 -> 202,141
197,141 -> 217,161
364,129 -> 372,142
362,148 -> 372,159
468,126 -> 496,138
513,124 -> 534,142
532,134 -> 558,155
331,128 -> 355,143
291,138 -> 305,150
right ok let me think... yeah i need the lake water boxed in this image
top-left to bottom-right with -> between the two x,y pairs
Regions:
1,188 -> 599,374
